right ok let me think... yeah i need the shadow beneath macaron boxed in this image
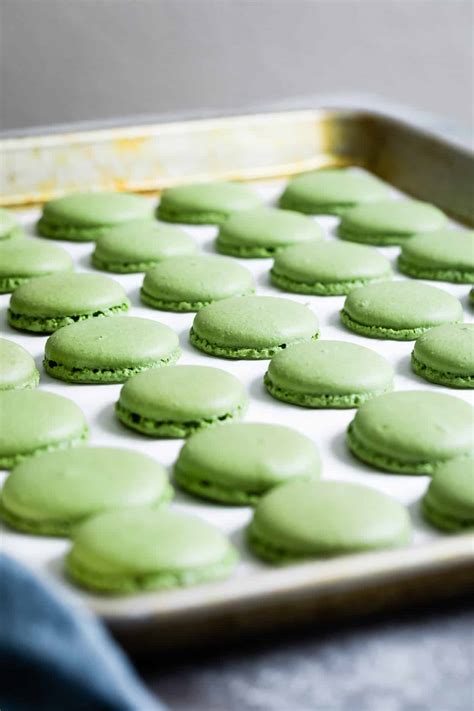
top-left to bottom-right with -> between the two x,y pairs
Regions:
96,400 -> 146,441
249,374 -> 274,404
407,496 -> 433,535
77,252 -> 95,271
257,270 -> 273,289
395,353 -> 414,378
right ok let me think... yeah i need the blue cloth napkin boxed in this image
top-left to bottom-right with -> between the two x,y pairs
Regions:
0,554 -> 165,711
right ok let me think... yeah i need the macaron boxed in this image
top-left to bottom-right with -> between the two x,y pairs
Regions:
0,238 -> 74,293
67,508 -> 238,593
338,200 -> 447,245
8,272 -> 129,333
157,181 -> 262,225
0,339 -> 39,390
0,390 -> 88,470
215,207 -> 324,258
0,208 -> 25,241
190,295 -> 319,359
174,422 -> 321,505
116,365 -> 247,438
247,479 -> 411,563
37,191 -> 154,241
264,340 -> 393,408
141,255 -> 255,312
347,390 -> 473,475
279,169 -> 391,216
411,323 -> 474,389
270,241 -> 392,295
421,459 -> 474,532
1,447 -> 172,536
340,281 -> 463,340
398,230 -> 474,283
91,220 -> 197,273
44,316 -> 180,384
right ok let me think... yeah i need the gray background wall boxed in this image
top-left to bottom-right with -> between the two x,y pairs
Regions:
1,0 -> 473,132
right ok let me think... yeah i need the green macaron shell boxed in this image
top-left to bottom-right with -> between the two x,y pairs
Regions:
0,339 -> 39,390
216,207 -> 324,257
116,365 -> 247,438
411,323 -> 474,389
1,447 -> 172,536
174,423 -> 321,505
398,230 -> 474,283
270,241 -> 392,295
157,182 -> 262,225
265,340 -> 394,408
8,272 -> 130,333
0,238 -> 74,293
340,281 -> 463,340
279,169 -> 391,216
421,459 -> 474,532
248,479 -> 411,563
44,316 -> 180,384
141,255 -> 255,312
347,390 -> 473,475
0,209 -> 25,241
91,220 -> 197,273
37,192 -> 154,241
338,200 -> 447,245
67,508 -> 238,593
190,295 -> 319,359
0,390 -> 88,470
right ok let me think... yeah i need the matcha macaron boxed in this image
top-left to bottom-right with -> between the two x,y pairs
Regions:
67,508 -> 238,593
0,390 -> 88,470
264,340 -> 393,408
91,220 -> 197,273
44,316 -> 180,384
279,169 -> 391,216
190,295 -> 319,359
0,238 -> 73,293
0,208 -> 25,241
141,255 -> 255,312
347,391 -> 473,475
340,281 -> 463,340
421,459 -> 474,532
270,241 -> 392,295
338,200 -> 447,246
8,272 -> 129,333
398,230 -> 474,283
216,207 -> 324,257
1,447 -> 172,536
174,423 -> 321,504
0,339 -> 39,390
37,191 -> 154,241
411,323 -> 474,389
116,365 -> 247,438
157,181 -> 262,224
247,480 -> 411,563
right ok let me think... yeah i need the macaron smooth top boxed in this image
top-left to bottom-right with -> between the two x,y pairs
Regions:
216,207 -> 324,258
157,181 -> 262,224
174,422 -> 321,505
0,208 -> 24,241
422,458 -> 474,531
37,192 -> 154,241
398,229 -> 474,283
338,200 -> 447,245
0,390 -> 89,470
8,272 -> 130,333
116,365 -> 248,438
0,339 -> 39,390
340,280 -> 463,340
248,479 -> 411,562
141,255 -> 255,312
44,316 -> 180,384
264,340 -> 394,408
92,220 -> 197,273
67,508 -> 238,593
1,447 -> 172,536
347,390 -> 474,475
411,323 -> 474,389
270,240 -> 392,295
279,169 -> 391,215
190,295 -> 319,359
0,238 -> 74,293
